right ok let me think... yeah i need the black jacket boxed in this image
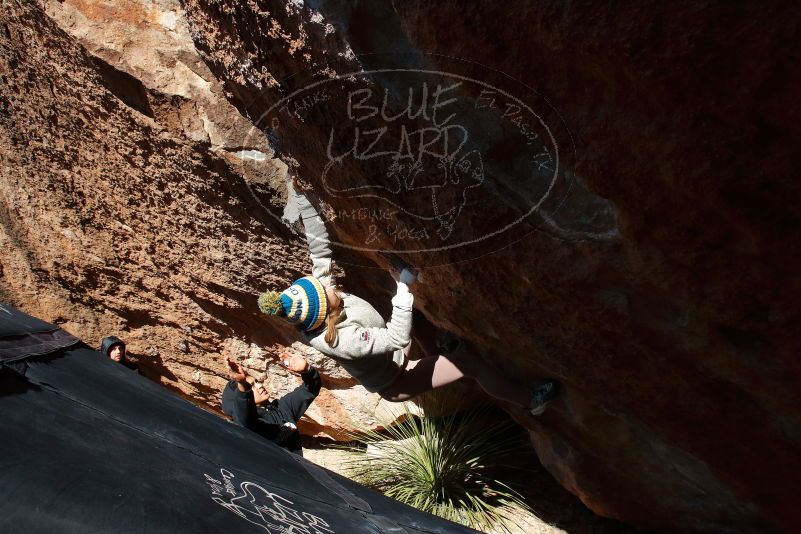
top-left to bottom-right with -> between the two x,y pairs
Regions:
221,367 -> 321,455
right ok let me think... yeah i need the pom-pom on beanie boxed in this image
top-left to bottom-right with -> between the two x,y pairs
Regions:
258,276 -> 328,332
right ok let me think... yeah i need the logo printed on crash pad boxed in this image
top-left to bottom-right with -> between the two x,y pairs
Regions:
204,468 -> 334,533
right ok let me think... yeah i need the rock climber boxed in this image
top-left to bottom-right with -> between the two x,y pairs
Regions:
100,335 -> 139,372
221,354 -> 321,455
257,177 -> 559,416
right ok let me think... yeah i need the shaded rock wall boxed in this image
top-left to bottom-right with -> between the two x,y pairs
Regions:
175,1 -> 801,532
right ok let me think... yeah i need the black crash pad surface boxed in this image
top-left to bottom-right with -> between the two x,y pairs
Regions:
0,305 -> 79,363
0,306 -> 477,534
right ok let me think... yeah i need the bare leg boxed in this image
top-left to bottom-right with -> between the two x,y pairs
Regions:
380,342 -> 531,407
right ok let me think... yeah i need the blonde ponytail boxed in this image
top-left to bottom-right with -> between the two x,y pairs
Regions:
324,289 -> 344,346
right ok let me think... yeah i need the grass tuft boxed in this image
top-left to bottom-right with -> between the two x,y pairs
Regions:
336,404 -> 534,533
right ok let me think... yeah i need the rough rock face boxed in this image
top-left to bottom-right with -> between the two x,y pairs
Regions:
174,1 -> 801,532
3,0 -> 801,531
0,0 -> 411,442
42,0 -> 264,152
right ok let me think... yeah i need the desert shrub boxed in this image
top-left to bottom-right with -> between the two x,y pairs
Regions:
338,404 -> 533,533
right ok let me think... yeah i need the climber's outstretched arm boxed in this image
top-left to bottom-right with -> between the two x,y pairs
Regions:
288,180 -> 333,284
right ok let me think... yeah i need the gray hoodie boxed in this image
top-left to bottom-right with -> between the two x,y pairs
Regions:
290,188 -> 413,392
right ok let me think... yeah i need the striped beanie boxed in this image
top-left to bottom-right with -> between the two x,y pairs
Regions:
258,276 -> 328,332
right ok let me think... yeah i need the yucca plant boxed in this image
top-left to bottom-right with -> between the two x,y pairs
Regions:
337,404 -> 534,533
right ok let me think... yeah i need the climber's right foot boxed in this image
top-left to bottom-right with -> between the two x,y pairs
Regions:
530,380 -> 560,416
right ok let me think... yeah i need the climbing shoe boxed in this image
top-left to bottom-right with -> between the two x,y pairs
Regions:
530,380 -> 560,416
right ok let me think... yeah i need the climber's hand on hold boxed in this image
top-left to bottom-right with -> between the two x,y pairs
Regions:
399,267 -> 418,285
389,266 -> 418,285
381,252 -> 419,285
